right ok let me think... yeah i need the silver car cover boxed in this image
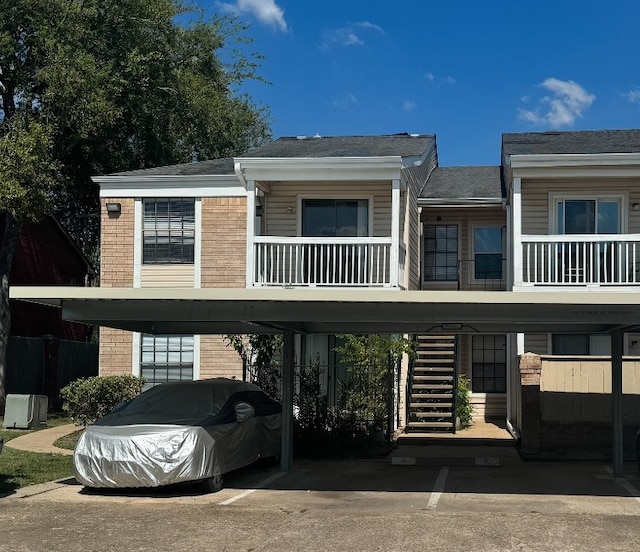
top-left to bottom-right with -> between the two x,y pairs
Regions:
73,379 -> 281,488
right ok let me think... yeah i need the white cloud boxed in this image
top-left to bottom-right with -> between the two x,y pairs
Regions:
424,71 -> 455,85
355,21 -> 385,34
332,92 -> 358,109
518,77 -> 595,127
626,88 -> 640,104
320,22 -> 384,50
217,0 -> 287,32
403,100 -> 416,112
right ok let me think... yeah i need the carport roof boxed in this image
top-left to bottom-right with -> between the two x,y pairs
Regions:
10,287 -> 640,335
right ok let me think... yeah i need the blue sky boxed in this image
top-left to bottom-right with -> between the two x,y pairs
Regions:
201,1 -> 640,166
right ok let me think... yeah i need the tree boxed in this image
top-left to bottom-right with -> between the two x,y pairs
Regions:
0,0 -> 271,408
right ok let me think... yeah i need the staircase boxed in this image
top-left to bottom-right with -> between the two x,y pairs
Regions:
405,335 -> 457,433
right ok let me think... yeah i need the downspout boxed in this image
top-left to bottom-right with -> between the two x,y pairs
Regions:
235,162 -> 254,288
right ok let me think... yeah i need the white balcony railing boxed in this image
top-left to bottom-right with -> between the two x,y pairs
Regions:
521,234 -> 640,286
252,236 -> 394,287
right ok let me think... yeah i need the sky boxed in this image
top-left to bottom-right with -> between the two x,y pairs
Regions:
198,1 -> 640,166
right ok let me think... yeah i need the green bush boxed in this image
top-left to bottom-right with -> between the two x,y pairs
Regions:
456,375 -> 474,429
60,375 -> 146,427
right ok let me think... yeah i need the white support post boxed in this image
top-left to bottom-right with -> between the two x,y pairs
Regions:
281,330 -> 295,473
390,179 -> 400,288
512,177 -> 523,288
245,180 -> 256,288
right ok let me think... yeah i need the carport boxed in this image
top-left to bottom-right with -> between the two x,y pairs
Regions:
10,286 -> 640,477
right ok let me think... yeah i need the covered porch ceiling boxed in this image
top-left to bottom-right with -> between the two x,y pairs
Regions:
10,287 -> 640,335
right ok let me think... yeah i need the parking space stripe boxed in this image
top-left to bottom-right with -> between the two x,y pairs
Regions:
602,466 -> 640,503
426,466 -> 449,510
219,472 -> 285,505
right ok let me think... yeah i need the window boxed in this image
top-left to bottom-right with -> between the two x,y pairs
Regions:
473,226 -> 503,280
424,224 -> 458,281
143,198 -> 195,264
140,335 -> 194,386
302,199 -> 368,237
301,199 -> 369,284
554,196 -> 621,235
552,334 -> 611,355
472,335 -> 506,393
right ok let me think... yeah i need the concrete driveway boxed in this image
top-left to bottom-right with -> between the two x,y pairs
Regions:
1,447 -> 640,551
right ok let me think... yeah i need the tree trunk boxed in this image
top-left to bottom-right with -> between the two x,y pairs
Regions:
0,212 -> 20,411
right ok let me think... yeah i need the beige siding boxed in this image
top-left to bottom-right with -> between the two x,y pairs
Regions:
471,393 -> 506,420
540,358 -> 640,422
525,334 -> 549,355
264,181 -> 392,237
420,207 -> 506,290
521,177 -> 640,235
140,265 -> 195,287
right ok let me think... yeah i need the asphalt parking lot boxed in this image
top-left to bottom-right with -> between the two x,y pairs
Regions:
2,446 -> 640,551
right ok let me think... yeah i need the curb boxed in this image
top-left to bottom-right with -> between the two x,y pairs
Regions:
391,456 -> 500,467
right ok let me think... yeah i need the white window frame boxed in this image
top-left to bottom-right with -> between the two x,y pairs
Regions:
296,194 -> 374,237
549,192 -> 627,234
469,223 -> 505,284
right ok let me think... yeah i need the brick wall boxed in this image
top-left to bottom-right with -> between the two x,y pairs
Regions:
201,197 -> 247,288
99,198 -> 135,375
199,197 -> 246,378
519,352 -> 542,453
200,335 -> 243,379
100,198 -> 135,287
99,327 -> 134,376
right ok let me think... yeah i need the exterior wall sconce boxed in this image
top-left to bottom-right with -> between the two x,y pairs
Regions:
106,202 -> 122,216
632,203 -> 640,211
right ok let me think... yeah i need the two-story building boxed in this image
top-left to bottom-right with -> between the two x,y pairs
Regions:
93,129 -> 640,454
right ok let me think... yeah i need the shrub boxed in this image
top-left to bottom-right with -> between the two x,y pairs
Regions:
60,375 -> 146,427
456,375 -> 474,429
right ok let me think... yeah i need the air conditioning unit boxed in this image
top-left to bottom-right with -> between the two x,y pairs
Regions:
2,394 -> 48,429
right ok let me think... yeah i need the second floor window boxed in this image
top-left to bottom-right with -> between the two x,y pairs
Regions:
424,224 -> 458,281
473,226 -> 503,280
143,198 -> 195,264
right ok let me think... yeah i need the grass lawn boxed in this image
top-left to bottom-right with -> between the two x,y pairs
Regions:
0,415 -> 76,495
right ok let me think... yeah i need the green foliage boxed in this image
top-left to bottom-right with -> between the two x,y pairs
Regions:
0,119 -> 59,222
456,375 -> 474,429
0,418 -> 75,493
0,0 -> 271,253
334,334 -> 414,427
225,334 -> 282,399
60,375 -> 145,427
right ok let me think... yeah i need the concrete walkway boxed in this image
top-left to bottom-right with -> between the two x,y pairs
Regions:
4,423 -> 79,455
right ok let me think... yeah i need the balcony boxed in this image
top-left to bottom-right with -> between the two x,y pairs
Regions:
520,234 -> 640,287
251,236 -> 398,287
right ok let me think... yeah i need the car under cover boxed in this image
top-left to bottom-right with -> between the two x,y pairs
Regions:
73,378 -> 281,488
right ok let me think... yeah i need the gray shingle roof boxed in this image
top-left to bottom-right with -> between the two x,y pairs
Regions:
239,134 -> 435,158
502,129 -> 640,157
109,157 -> 235,177
419,166 -> 502,200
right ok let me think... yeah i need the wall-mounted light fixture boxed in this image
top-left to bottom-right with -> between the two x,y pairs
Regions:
106,202 -> 122,216
632,203 -> 640,211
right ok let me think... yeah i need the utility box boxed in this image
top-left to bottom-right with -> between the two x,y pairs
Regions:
2,394 -> 48,429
